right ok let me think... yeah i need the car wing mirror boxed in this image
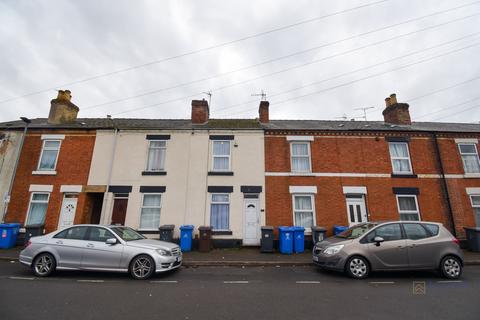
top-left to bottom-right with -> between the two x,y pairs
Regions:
106,238 -> 118,245
373,236 -> 385,246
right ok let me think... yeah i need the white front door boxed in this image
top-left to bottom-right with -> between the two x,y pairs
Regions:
346,196 -> 368,226
243,199 -> 260,245
58,194 -> 78,229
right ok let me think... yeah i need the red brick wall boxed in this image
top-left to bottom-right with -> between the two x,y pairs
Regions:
265,132 -> 480,238
5,130 -> 96,232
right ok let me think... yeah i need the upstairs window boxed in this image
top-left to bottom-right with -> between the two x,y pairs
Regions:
389,142 -> 412,174
458,143 -> 480,174
291,142 -> 311,173
212,141 -> 231,171
146,140 -> 166,171
38,140 -> 61,171
396,195 -> 420,221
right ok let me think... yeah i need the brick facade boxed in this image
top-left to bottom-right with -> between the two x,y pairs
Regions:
264,131 -> 480,238
5,130 -> 96,232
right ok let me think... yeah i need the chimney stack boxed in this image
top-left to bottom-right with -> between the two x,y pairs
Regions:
191,99 -> 209,124
382,93 -> 411,125
47,90 -> 79,124
258,100 -> 269,123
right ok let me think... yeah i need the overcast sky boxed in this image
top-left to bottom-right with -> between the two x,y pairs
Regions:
0,0 -> 479,123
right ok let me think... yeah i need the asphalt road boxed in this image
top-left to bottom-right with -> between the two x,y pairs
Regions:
0,260 -> 479,320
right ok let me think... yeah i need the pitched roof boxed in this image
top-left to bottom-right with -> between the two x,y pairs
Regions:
0,117 -> 479,133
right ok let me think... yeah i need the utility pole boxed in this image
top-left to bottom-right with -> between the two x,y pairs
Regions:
354,107 -> 375,121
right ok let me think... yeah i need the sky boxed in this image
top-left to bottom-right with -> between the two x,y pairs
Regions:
0,0 -> 479,123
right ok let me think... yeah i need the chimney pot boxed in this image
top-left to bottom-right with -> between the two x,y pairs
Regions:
191,99 -> 209,124
48,89 -> 79,124
382,93 -> 411,125
258,100 -> 269,123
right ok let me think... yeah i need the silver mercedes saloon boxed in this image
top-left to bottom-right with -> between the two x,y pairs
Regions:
19,224 -> 182,280
313,221 -> 464,279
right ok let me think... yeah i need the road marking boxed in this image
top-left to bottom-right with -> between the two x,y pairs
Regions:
223,281 -> 249,284
9,276 -> 34,281
369,281 -> 395,284
296,281 -> 321,284
150,280 -> 178,283
437,280 -> 463,283
77,279 -> 105,283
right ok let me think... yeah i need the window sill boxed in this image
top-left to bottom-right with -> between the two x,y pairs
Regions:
464,173 -> 480,178
32,170 -> 57,175
142,171 -> 167,176
391,173 -> 417,178
208,171 -> 234,176
212,230 -> 233,235
290,172 -> 314,176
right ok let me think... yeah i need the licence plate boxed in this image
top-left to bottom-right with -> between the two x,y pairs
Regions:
313,256 -> 319,262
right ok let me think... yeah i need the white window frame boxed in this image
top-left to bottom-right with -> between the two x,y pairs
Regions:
457,143 -> 480,174
396,195 -> 421,221
290,142 -> 312,173
138,193 -> 162,231
210,193 -> 230,231
291,194 -> 316,231
469,195 -> 480,227
211,140 -> 231,172
145,140 -> 167,172
37,139 -> 61,171
388,142 -> 413,174
25,192 -> 50,226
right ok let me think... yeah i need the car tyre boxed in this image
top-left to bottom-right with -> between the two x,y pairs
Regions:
440,255 -> 462,279
130,255 -> 155,280
346,256 -> 370,279
32,253 -> 56,277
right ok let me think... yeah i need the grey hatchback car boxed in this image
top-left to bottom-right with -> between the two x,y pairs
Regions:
20,225 -> 182,280
313,221 -> 463,279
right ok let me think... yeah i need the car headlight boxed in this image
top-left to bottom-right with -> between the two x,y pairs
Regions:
323,244 -> 344,255
156,249 -> 171,256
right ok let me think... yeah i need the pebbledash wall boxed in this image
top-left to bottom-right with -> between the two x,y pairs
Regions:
262,95 -> 480,238
87,101 -> 266,245
0,130 -> 22,216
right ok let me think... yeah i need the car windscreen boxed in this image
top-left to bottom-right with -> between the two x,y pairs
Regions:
335,223 -> 377,239
110,227 -> 145,241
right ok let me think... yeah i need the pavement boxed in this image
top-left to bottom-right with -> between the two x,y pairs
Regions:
1,261 -> 480,320
1,245 -> 480,266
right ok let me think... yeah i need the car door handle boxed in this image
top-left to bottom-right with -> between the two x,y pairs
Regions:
86,243 -> 94,248
55,240 -> 63,245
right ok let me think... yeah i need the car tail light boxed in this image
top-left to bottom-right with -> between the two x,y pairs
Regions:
452,237 -> 460,246
24,240 -> 31,248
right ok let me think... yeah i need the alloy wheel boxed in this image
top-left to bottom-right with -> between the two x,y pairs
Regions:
349,258 -> 367,278
132,257 -> 152,279
443,258 -> 461,278
34,255 -> 53,276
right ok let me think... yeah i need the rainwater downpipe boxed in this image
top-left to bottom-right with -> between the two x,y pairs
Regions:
432,132 -> 456,236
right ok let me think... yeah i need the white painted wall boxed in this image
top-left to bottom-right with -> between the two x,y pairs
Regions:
0,131 -> 22,217
88,129 -> 265,240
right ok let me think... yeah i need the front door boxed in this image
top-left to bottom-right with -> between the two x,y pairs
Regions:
346,196 -> 368,226
111,198 -> 128,225
58,193 -> 78,229
243,199 -> 260,245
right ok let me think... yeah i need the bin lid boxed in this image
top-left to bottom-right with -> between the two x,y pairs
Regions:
311,226 -> 327,231
25,224 -> 45,228
159,224 -> 175,230
261,226 -> 274,230
180,224 -> 194,230
464,227 -> 480,231
293,226 -> 305,231
198,226 -> 212,231
278,226 -> 294,232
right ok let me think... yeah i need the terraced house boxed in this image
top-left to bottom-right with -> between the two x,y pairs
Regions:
262,94 -> 480,239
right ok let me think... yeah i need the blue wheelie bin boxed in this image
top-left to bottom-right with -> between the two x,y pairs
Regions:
179,225 -> 194,252
278,226 -> 294,254
293,226 -> 305,253
0,223 -> 21,249
334,225 -> 348,235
